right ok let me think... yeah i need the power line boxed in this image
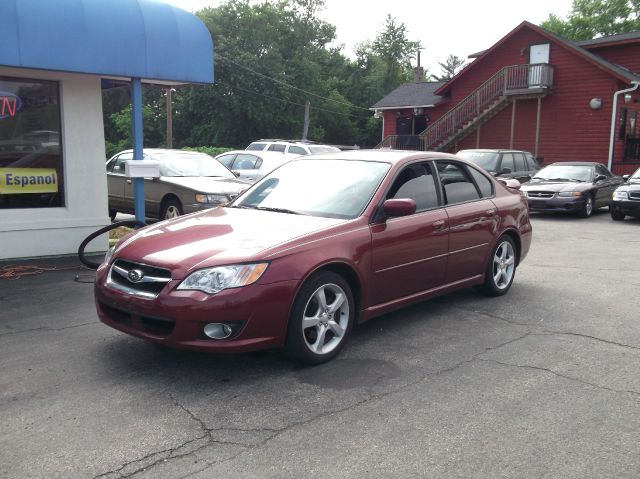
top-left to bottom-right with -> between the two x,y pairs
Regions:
217,55 -> 371,112
217,81 -> 369,118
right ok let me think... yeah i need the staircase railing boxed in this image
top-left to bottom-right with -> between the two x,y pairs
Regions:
418,63 -> 554,150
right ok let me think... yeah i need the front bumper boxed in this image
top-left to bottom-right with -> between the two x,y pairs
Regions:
95,266 -> 299,353
526,195 -> 586,213
611,199 -> 640,217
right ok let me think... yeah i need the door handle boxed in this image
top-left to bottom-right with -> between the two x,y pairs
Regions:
126,179 -> 132,184
485,209 -> 496,216
432,219 -> 446,230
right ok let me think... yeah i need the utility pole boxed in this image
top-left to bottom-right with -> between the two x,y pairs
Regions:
302,100 -> 310,140
165,88 -> 174,149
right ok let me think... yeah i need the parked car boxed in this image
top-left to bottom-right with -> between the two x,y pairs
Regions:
457,149 -> 540,183
520,161 -> 624,217
214,150 -> 297,183
95,150 -> 531,364
106,149 -> 251,221
610,167 -> 640,220
246,139 -> 340,155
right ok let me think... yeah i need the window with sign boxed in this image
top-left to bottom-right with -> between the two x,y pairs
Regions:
0,77 -> 63,209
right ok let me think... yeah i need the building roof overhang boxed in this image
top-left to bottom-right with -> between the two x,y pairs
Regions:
0,0 -> 214,85
436,21 -> 640,96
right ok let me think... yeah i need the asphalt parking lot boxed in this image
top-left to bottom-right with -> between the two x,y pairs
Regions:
1,210 -> 639,478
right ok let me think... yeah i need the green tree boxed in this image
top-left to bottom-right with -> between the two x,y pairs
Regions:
434,55 -> 466,82
540,0 -> 640,40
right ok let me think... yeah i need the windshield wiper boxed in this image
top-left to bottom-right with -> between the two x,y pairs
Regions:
546,177 -> 572,182
568,178 -> 585,182
254,206 -> 302,215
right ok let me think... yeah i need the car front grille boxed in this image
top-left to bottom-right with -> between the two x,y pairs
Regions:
526,191 -> 554,198
629,191 -> 640,200
107,259 -> 172,298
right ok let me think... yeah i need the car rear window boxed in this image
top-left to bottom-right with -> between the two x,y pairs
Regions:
246,143 -> 267,151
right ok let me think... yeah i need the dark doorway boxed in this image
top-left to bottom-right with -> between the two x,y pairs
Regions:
396,116 -> 411,135
414,115 -> 427,134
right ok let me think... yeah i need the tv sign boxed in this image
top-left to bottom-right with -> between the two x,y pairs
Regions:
0,92 -> 22,120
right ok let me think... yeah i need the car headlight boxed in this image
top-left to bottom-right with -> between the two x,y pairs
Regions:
557,191 -> 583,197
195,193 -> 229,204
103,245 -> 116,266
176,263 -> 269,294
613,190 -> 628,201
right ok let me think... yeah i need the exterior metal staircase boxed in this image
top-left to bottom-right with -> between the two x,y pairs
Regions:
377,63 -> 554,152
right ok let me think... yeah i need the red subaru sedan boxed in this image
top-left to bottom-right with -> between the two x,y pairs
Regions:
95,150 -> 531,364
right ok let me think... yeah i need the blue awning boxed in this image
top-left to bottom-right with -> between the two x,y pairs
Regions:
1,0 -> 214,84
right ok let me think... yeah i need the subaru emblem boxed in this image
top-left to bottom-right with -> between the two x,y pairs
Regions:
127,269 -> 144,283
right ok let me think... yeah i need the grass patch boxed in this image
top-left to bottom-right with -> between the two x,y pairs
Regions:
109,226 -> 133,246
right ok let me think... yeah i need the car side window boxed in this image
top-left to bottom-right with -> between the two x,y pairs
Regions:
268,144 -> 287,153
525,153 -> 540,170
513,153 -> 526,172
467,167 -> 494,198
288,145 -> 308,155
387,163 -> 440,212
109,153 -> 131,174
596,164 -> 612,177
233,154 -> 262,170
500,153 -> 515,173
216,154 -> 236,168
436,161 -> 481,205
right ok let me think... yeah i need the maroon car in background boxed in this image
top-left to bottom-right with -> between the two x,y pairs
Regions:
95,150 -> 532,364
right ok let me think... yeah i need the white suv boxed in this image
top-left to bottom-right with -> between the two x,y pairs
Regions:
246,140 -> 340,156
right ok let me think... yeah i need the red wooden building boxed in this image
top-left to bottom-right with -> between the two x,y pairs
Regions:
372,21 -> 640,174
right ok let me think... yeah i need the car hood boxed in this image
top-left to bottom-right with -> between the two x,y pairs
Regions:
160,176 -> 250,195
521,179 -> 592,192
113,207 -> 346,278
616,180 -> 640,192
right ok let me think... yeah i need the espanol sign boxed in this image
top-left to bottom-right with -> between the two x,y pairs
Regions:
0,168 -> 58,194
0,92 -> 22,120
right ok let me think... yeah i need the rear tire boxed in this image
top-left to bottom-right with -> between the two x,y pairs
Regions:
478,235 -> 517,297
284,271 -> 355,365
160,198 -> 183,220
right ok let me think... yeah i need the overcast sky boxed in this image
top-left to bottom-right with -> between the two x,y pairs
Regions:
163,0 -> 575,74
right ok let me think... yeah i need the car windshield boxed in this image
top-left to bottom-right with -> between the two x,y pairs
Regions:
233,159 -> 391,219
533,165 -> 593,182
155,152 -> 234,178
457,151 -> 499,170
630,168 -> 640,179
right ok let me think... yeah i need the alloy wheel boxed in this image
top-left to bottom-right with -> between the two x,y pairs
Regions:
301,283 -> 350,355
492,240 -> 515,290
165,205 -> 181,219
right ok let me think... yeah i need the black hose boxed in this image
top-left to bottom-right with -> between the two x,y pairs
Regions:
78,220 -> 147,270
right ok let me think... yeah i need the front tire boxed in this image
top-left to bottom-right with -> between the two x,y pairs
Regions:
284,271 -> 355,365
478,235 -> 517,297
611,208 -> 625,221
578,195 -> 593,218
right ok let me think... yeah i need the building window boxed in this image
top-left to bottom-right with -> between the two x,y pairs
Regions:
0,77 -> 63,209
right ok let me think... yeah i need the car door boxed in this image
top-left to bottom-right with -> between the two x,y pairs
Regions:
231,153 -> 263,182
436,160 -> 499,284
106,153 -> 128,211
370,161 -> 449,305
497,152 -> 517,180
512,152 -> 531,183
593,164 -> 622,207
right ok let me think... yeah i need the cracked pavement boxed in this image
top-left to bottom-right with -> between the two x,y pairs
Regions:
1,212 -> 640,478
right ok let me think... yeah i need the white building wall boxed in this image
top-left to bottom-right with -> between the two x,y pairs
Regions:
0,67 -> 110,260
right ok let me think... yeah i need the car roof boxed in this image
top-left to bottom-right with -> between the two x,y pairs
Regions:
546,161 -> 601,167
290,149 -> 459,165
217,150 -> 299,159
458,148 -> 532,154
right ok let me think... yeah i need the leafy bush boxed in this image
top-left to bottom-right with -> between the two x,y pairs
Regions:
182,146 -> 235,157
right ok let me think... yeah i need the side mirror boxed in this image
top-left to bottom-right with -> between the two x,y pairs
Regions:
594,174 -> 606,183
623,174 -> 630,181
498,178 -> 521,190
234,171 -> 241,177
383,198 -> 416,218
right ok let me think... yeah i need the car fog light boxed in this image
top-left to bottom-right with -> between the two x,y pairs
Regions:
204,323 -> 233,339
